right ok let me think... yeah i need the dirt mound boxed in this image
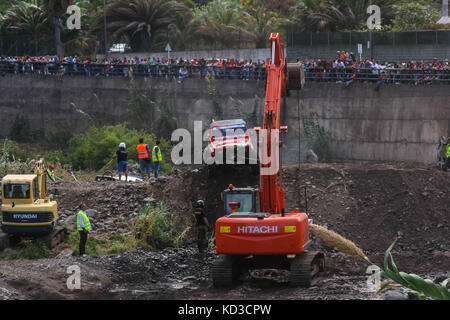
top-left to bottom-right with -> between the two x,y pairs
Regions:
281,163 -> 449,273
50,163 -> 449,275
148,163 -> 449,274
52,180 -> 151,235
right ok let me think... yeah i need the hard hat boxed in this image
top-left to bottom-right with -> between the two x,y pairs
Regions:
49,164 -> 55,170
196,200 -> 204,208
119,142 -> 126,148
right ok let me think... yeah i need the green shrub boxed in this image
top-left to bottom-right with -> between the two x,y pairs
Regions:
43,150 -> 70,167
135,202 -> 190,251
67,123 -> 172,172
302,113 -> 332,163
0,138 -> 39,162
0,241 -> 51,260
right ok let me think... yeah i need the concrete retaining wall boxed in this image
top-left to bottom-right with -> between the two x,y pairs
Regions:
99,44 -> 450,62
0,75 -> 448,164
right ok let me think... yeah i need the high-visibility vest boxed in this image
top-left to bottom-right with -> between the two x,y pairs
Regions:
152,145 -> 162,162
77,210 -> 91,231
46,169 -> 55,181
447,145 -> 450,158
137,143 -> 149,159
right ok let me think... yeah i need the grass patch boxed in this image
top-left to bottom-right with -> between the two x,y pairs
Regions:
134,202 -> 190,251
58,203 -> 190,257
0,240 -> 51,260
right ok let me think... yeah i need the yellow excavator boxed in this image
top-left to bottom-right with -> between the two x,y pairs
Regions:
0,159 -> 66,249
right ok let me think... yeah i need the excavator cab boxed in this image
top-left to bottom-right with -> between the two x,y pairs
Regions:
223,185 -> 258,215
1,174 -> 57,235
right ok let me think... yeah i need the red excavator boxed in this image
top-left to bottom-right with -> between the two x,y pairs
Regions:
212,33 -> 324,287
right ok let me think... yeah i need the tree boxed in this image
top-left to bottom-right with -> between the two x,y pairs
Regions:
190,0 -> 254,49
39,0 -> 74,56
167,11 -> 194,51
1,2 -> 49,36
299,0 -> 396,32
247,5 -> 281,48
93,0 -> 190,52
391,1 -> 440,31
0,1 -> 50,54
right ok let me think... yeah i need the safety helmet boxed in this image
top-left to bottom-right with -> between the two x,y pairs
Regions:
119,142 -> 126,149
196,200 -> 204,208
49,164 -> 55,170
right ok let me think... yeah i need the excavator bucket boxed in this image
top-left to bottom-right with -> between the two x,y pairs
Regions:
287,62 -> 305,91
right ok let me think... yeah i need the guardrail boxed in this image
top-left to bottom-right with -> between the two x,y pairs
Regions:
0,61 -> 268,80
304,67 -> 450,84
0,61 -> 449,84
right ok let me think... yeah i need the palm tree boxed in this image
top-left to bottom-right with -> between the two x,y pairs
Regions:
39,0 -> 74,56
1,1 -> 50,54
301,0 -> 396,32
247,5 -> 281,48
93,0 -> 190,52
191,0 -> 254,49
167,11 -> 194,51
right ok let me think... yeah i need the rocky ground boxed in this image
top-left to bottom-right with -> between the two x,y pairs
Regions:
0,162 -> 449,300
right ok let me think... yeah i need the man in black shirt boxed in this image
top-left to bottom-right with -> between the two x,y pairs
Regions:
194,200 -> 210,253
114,142 -> 128,182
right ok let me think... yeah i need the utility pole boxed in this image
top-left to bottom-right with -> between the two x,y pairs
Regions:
369,0 -> 374,60
437,0 -> 450,24
104,0 -> 108,58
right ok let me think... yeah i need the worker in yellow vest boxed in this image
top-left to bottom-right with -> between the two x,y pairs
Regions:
76,203 -> 91,256
152,140 -> 163,178
137,138 -> 151,179
447,137 -> 450,169
46,164 -> 56,181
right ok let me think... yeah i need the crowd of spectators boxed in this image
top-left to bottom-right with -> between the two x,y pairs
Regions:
0,52 -> 449,85
0,55 -> 267,81
303,50 -> 450,85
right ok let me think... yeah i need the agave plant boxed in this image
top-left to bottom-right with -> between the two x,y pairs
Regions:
377,240 -> 450,300
93,0 -> 190,52
309,224 -> 449,300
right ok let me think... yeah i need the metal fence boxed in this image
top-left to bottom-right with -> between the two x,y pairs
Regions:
303,67 -> 450,84
2,30 -> 449,57
1,61 -> 449,85
286,30 -> 450,47
0,61 -> 268,80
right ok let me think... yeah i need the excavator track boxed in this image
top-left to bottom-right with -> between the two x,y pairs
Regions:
39,226 -> 68,249
212,255 -> 240,287
289,251 -> 325,287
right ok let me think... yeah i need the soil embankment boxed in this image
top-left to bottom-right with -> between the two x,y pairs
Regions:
0,163 -> 448,300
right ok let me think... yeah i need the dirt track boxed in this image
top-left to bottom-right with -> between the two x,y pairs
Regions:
0,163 -> 449,300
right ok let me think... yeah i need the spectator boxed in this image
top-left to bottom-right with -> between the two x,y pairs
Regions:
178,66 -> 188,84
114,142 -> 128,182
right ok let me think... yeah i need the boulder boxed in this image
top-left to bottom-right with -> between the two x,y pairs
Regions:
306,149 -> 319,163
